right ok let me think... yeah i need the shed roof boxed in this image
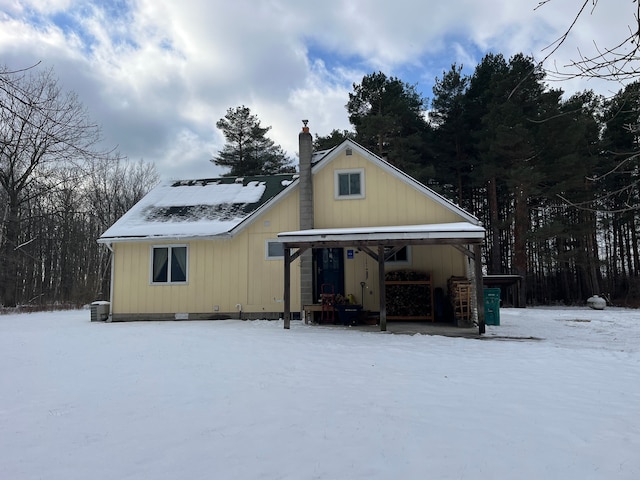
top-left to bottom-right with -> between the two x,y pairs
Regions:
278,222 -> 485,247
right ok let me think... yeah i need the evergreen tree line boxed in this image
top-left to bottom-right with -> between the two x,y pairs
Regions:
318,54 -> 640,306
0,66 -> 159,309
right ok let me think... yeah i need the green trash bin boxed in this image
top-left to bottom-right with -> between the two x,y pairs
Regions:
484,288 -> 501,326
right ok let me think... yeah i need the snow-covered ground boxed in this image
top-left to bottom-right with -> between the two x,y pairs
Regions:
1,307 -> 638,479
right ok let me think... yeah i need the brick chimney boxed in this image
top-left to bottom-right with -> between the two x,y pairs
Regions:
298,120 -> 314,307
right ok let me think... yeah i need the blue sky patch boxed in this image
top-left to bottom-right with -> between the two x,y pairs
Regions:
45,1 -> 138,53
305,36 -> 487,103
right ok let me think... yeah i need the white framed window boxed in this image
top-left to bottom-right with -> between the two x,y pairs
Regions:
334,168 -> 365,199
265,240 -> 284,260
151,245 -> 188,284
384,246 -> 411,265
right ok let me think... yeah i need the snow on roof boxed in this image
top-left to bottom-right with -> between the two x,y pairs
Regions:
99,139 -> 482,244
312,149 -> 332,163
154,181 -> 265,207
100,175 -> 296,242
278,222 -> 485,243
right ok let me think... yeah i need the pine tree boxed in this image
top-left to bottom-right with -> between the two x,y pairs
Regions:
430,63 -> 471,206
313,129 -> 355,151
347,72 -> 428,172
598,82 -> 640,290
212,106 -> 294,176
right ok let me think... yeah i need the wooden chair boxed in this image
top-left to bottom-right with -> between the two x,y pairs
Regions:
320,283 -> 335,324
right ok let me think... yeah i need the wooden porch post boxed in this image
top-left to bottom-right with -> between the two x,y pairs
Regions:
473,243 -> 485,334
284,246 -> 291,329
378,245 -> 386,332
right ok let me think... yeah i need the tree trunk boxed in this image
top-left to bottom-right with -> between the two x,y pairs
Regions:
584,211 -> 601,296
487,177 -> 501,274
513,186 -> 528,306
631,215 -> 640,277
0,196 -> 20,307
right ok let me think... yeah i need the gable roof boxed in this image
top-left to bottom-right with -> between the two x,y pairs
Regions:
99,139 -> 481,244
312,140 -> 480,225
99,174 -> 296,243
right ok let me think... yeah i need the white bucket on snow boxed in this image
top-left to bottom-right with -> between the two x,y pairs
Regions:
587,295 -> 606,310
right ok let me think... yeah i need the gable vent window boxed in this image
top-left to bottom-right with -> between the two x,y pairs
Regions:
335,168 -> 365,199
345,147 -> 353,156
151,245 -> 188,284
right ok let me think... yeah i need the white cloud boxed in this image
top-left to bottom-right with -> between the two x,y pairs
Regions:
0,0 -> 635,180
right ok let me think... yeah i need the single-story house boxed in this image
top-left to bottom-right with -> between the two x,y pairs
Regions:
98,123 -> 486,332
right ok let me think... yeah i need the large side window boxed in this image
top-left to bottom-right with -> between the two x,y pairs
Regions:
335,168 -> 365,199
151,245 -> 188,284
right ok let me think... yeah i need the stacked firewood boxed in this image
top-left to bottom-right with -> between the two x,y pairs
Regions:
385,270 -> 432,318
385,270 -> 429,282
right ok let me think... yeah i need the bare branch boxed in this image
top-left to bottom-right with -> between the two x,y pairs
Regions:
538,1 -> 640,213
585,151 -> 640,182
538,0 -> 640,82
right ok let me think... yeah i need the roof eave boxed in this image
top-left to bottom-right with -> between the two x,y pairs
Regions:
97,232 -> 233,244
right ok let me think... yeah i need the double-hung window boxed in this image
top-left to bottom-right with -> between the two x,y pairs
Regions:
335,168 -> 365,199
151,245 -> 188,284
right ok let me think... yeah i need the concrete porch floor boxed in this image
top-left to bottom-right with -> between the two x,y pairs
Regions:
311,321 -> 481,338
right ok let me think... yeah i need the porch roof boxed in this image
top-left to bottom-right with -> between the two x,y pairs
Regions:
280,222 -> 487,335
277,222 -> 485,247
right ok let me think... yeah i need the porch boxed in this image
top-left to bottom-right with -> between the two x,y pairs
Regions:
304,318 -> 480,338
279,223 -> 487,334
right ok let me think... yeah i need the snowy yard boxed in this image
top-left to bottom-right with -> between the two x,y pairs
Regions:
1,307 -> 639,479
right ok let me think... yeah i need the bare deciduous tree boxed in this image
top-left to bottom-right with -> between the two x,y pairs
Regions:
86,155 -> 159,299
0,65 -> 107,306
537,0 -> 640,82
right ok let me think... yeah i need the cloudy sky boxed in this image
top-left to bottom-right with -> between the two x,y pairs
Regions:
0,0 -> 633,180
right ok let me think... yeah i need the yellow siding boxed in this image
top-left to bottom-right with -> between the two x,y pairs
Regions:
315,149 -> 470,300
111,146 -> 475,317
111,189 -> 301,317
246,189 -> 301,311
313,151 -> 461,228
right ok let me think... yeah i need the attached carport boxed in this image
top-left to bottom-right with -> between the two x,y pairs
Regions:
279,222 -> 487,334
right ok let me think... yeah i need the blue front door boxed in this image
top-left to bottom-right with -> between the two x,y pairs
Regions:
314,248 -> 344,299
